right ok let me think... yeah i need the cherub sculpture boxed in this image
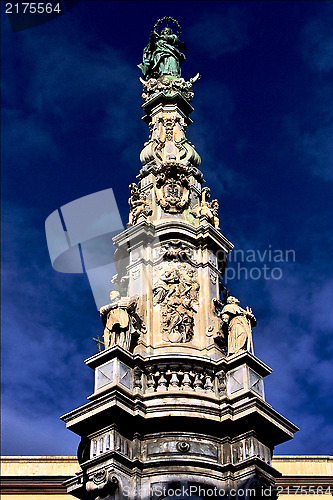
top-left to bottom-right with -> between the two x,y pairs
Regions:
128,183 -> 152,226
192,187 -> 220,229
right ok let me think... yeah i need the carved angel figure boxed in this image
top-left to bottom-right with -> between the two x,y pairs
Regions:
192,187 -> 220,229
221,296 -> 256,356
128,183 -> 152,226
210,199 -> 220,230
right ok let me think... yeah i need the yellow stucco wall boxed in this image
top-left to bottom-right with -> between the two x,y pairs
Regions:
1,456 -> 78,476
273,456 -> 333,500
273,455 -> 333,476
1,456 -> 77,500
1,455 -> 332,498
1,496 -> 69,500
2,455 -> 333,476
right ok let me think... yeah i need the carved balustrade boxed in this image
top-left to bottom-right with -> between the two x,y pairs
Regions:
133,361 -> 226,397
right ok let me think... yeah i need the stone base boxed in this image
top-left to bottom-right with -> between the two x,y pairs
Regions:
61,348 -> 297,500
64,452 -> 280,500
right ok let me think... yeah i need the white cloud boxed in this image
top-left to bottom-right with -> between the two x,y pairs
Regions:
1,408 -> 79,455
2,18 -> 141,168
256,265 -> 333,453
220,230 -> 333,453
283,106 -> 333,183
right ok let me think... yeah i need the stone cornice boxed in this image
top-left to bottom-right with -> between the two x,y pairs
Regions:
113,220 -> 234,254
61,383 -> 298,448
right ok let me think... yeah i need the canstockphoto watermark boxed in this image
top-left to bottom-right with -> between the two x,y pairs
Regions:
221,246 -> 296,283
123,485 -> 259,497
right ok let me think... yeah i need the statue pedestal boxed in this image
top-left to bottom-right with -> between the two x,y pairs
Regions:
62,348 -> 297,499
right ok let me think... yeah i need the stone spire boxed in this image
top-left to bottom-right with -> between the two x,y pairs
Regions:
62,19 -> 298,500
101,17 -> 234,358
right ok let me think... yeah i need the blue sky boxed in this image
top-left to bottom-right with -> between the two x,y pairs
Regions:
1,1 -> 333,456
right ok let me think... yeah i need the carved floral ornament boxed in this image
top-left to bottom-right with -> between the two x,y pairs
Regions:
140,112 -> 202,169
176,441 -> 191,453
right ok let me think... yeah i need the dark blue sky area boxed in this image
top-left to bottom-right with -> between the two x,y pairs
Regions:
1,1 -> 333,456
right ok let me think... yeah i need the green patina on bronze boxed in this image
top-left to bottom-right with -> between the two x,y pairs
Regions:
138,17 -> 186,79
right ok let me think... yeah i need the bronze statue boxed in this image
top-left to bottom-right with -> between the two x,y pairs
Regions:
138,17 -> 186,79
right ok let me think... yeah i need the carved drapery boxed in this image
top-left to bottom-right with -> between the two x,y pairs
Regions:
220,296 -> 256,356
100,295 -> 146,352
153,263 -> 200,343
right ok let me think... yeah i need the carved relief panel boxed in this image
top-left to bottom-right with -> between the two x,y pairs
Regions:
153,262 -> 200,343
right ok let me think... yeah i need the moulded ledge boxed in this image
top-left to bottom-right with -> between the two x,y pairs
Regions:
61,384 -> 298,448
